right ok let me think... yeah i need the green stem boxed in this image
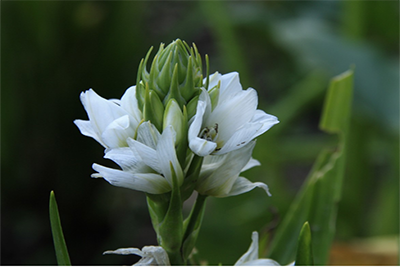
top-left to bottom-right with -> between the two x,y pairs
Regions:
181,193 -> 208,262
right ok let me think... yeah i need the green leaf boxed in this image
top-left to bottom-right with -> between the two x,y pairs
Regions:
49,191 -> 71,266
268,69 -> 354,264
182,194 -> 207,261
295,222 -> 314,266
158,162 -> 184,264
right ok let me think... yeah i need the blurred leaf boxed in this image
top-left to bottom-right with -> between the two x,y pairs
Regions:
198,1 -> 250,86
267,69 -> 353,264
49,191 -> 71,266
295,222 -> 314,266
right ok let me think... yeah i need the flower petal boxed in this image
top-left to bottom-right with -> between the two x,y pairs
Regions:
224,176 -> 271,197
242,158 -> 261,172
80,89 -> 128,134
120,86 -> 142,125
74,119 -> 105,147
235,231 -> 259,265
189,92 -> 217,156
189,137 -> 218,157
235,232 -> 283,266
217,72 -> 243,100
136,121 -> 161,150
101,115 -> 135,148
104,246 -> 170,266
157,126 -> 184,187
214,123 -> 262,155
104,147 -> 152,173
92,163 -> 170,194
197,142 -> 255,196
208,88 -> 257,144
127,138 -> 161,174
249,110 -> 280,140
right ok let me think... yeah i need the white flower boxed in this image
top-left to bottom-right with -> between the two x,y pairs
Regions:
92,123 -> 184,194
235,232 -> 290,266
197,141 -> 270,197
74,86 -> 142,149
104,245 -> 170,266
189,72 -> 279,157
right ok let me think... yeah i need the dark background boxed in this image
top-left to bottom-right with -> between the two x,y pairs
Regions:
2,1 -> 399,265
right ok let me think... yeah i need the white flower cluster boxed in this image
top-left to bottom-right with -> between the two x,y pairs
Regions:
75,72 -> 278,197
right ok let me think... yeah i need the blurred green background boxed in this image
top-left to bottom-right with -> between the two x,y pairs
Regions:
2,1 -> 398,265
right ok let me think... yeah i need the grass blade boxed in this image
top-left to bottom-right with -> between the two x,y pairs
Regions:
49,191 -> 71,265
268,69 -> 354,264
295,222 -> 314,266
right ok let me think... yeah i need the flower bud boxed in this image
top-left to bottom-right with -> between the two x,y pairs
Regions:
136,39 -> 203,113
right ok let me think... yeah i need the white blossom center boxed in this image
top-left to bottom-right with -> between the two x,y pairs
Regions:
199,123 -> 219,142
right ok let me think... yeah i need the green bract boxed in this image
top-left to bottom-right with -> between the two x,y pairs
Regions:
136,39 -> 203,132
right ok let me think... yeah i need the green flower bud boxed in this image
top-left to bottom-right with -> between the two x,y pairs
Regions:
143,84 -> 164,132
163,99 -> 188,167
136,39 -> 204,112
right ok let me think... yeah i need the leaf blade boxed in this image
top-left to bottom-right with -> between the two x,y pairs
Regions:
295,222 -> 314,266
49,191 -> 71,266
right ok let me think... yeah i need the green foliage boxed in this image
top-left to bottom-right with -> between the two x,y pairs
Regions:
49,191 -> 71,266
268,69 -> 354,264
3,1 -> 398,265
295,222 -> 314,266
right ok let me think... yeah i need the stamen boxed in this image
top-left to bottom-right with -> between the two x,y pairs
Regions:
200,123 -> 219,142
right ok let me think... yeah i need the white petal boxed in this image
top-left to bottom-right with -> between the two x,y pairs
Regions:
242,158 -> 261,172
120,86 -> 142,124
92,163 -> 170,194
104,248 -> 143,256
140,246 -> 170,266
74,119 -> 106,147
197,142 -> 255,196
101,115 -> 135,148
157,126 -> 184,187
243,259 -> 282,266
127,138 -> 161,174
224,177 -> 271,197
189,137 -> 218,157
188,96 -> 206,141
189,92 -> 217,156
249,110 -> 280,140
104,147 -> 152,173
218,72 -> 243,100
136,122 -> 161,150
103,246 -> 170,266
235,231 -> 259,266
214,123 -> 262,155
80,89 -> 128,134
208,88 -> 257,144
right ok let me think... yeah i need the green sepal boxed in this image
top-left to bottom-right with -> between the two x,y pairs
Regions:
204,54 -> 210,89
182,194 -> 208,261
164,63 -> 186,108
146,192 -> 171,240
148,55 -> 166,99
208,80 -> 220,111
186,95 -> 199,120
158,162 -> 184,263
143,84 -> 164,132
49,191 -> 71,266
180,55 -> 197,102
136,46 -> 154,111
158,51 -> 174,94
295,222 -> 314,266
